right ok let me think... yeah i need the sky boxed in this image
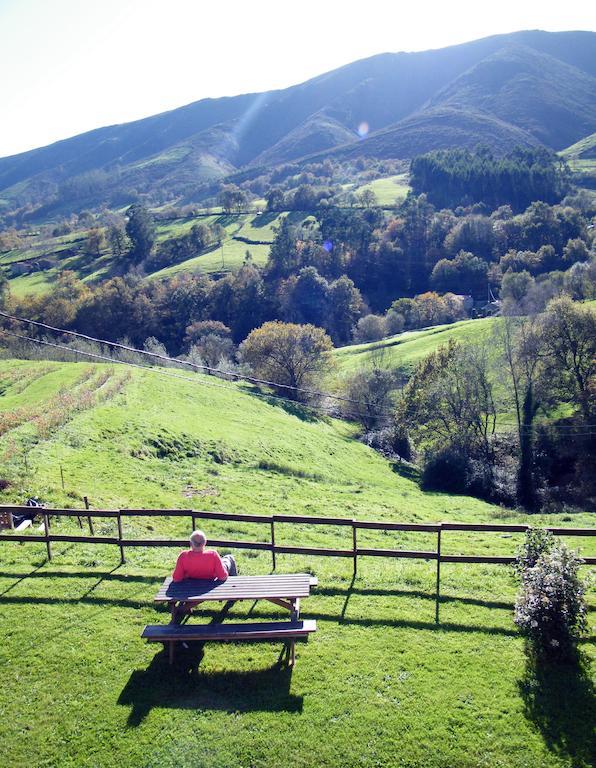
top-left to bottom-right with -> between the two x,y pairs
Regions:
0,0 -> 594,158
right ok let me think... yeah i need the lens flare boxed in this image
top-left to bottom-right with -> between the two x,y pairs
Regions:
323,240 -> 333,252
357,122 -> 369,138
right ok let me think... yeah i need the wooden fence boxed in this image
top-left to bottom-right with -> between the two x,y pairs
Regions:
1,505 -> 595,622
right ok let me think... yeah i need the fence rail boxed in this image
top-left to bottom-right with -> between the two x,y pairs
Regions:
1,505 -> 594,622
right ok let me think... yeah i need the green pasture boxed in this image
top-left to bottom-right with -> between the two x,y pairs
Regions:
0,358 -> 593,768
351,173 -> 410,206
334,317 -> 496,375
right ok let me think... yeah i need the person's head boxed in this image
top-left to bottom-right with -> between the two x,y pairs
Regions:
189,529 -> 207,551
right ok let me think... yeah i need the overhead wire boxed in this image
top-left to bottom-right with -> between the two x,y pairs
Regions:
0,310 -> 593,435
0,309 -> 393,410
0,329 -> 386,424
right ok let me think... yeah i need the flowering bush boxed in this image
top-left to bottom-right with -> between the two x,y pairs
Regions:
514,528 -> 553,575
514,533 -> 587,658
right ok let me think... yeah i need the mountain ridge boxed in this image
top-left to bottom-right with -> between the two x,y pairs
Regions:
1,29 -> 595,218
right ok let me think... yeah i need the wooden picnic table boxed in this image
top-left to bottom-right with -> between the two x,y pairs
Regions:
155,573 -> 317,622
148,574 -> 319,665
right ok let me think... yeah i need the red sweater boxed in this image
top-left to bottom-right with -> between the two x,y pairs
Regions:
172,549 -> 229,582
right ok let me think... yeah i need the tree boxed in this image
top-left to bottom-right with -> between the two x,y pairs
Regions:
266,188 -> 285,212
280,266 -> 329,327
344,367 -> 394,429
85,227 -> 106,257
497,316 -> 550,510
108,224 -> 129,260
327,275 -> 363,344
542,296 -> 596,420
358,188 -> 378,208
125,204 -> 155,264
353,314 -> 386,343
218,184 -> 247,214
396,339 -> 496,465
189,334 -> 235,371
266,217 -> 299,278
430,250 -> 489,297
0,269 -> 9,309
240,321 -> 335,401
184,320 -> 231,351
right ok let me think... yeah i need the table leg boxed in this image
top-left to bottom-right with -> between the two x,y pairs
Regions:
169,640 -> 175,666
291,598 -> 300,621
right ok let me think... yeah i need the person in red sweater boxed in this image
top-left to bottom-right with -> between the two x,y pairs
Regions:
172,530 -> 238,581
170,530 -> 238,623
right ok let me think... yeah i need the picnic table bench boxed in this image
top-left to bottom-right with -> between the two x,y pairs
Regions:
143,573 -> 318,666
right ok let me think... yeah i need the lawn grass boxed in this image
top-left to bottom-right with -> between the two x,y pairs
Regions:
0,358 -> 594,768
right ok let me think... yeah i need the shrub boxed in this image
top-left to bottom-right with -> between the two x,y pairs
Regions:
515,528 -> 554,575
353,314 -> 386,343
514,533 -> 587,659
361,425 -> 412,462
421,446 -> 470,493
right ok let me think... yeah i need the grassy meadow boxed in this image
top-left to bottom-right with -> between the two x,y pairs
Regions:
0,357 -> 594,768
334,317 -> 497,375
349,173 -> 410,206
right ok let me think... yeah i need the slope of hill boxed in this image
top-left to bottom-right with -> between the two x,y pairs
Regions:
560,132 -> 596,189
334,317 -> 496,374
0,357 -> 500,520
1,30 -> 595,219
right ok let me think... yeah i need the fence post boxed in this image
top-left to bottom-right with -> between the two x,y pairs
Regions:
117,511 -> 125,565
191,513 -> 196,533
435,525 -> 442,624
270,519 -> 276,570
43,512 -> 52,561
83,496 -> 94,535
352,522 -> 357,578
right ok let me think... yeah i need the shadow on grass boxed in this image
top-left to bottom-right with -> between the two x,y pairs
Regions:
518,648 -> 595,766
0,593 -> 522,636
248,391 -> 321,423
390,461 -> 421,481
317,583 -> 514,610
118,646 -> 301,725
249,211 -> 278,228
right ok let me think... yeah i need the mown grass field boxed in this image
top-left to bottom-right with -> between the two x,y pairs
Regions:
0,358 -> 594,768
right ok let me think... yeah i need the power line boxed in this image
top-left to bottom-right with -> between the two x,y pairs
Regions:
0,329 -> 384,424
0,310 -> 391,410
1,310 -> 593,434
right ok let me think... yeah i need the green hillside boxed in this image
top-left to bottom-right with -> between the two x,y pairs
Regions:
349,173 -> 410,205
2,211 -> 284,297
0,357 -> 594,768
560,132 -> 596,189
334,317 -> 496,374
0,357 -> 500,520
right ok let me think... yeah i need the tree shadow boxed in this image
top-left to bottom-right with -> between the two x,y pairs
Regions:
518,647 -> 595,766
118,646 -> 302,726
250,211 -> 277,228
247,390 -> 320,423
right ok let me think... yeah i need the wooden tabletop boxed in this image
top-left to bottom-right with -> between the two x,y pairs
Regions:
154,573 -> 317,603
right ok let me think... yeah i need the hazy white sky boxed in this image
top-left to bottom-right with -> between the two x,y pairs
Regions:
0,0 -> 594,158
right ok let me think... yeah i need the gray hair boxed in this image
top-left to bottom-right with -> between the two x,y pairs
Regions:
190,529 -> 207,549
